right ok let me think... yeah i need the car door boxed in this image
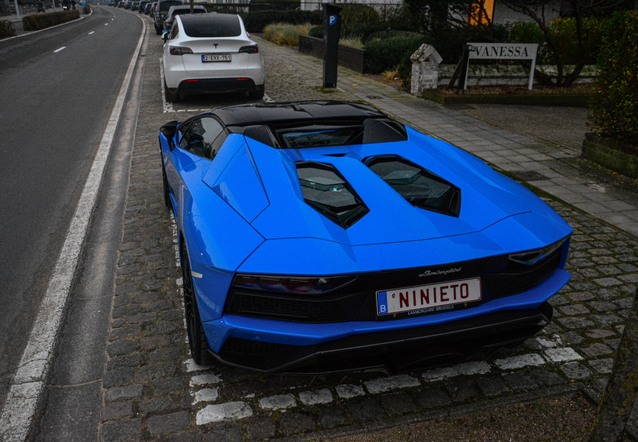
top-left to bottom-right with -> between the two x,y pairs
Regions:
164,116 -> 226,221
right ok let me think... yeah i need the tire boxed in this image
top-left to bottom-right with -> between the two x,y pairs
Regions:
164,82 -> 179,103
248,86 -> 265,100
181,244 -> 210,365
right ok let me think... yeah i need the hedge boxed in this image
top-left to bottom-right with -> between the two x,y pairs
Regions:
22,10 -> 80,31
589,11 -> 638,145
0,19 -> 16,39
242,9 -> 320,33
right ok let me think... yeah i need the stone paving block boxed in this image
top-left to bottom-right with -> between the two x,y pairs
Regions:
192,388 -> 219,404
196,402 -> 253,425
318,405 -> 348,429
544,347 -> 583,363
588,358 -> 614,374
277,411 -> 315,437
299,389 -> 333,406
379,391 -> 419,416
259,394 -> 296,411
560,362 -> 593,380
105,384 -> 143,402
335,384 -> 366,399
365,374 -> 421,394
476,377 -> 509,397
493,353 -> 546,370
347,397 -> 385,422
447,380 -> 479,403
148,411 -> 190,435
243,416 -> 277,440
580,343 -> 613,358
413,386 -> 452,409
501,372 -> 539,391
99,418 -> 142,442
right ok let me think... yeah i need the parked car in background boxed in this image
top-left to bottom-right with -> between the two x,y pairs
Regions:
163,4 -> 207,31
158,101 -> 573,372
138,1 -> 148,12
147,1 -> 156,15
162,14 -> 265,101
153,0 -> 183,34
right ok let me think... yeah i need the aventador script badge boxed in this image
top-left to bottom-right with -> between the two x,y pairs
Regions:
419,267 -> 462,278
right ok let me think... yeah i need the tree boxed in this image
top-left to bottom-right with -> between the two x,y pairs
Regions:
500,0 -> 633,86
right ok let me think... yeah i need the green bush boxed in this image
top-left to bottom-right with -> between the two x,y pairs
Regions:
0,20 -> 16,39
249,0 -> 299,12
507,18 -> 607,65
364,34 -> 425,74
340,4 -> 379,26
590,11 -> 638,144
242,9 -> 321,33
342,22 -> 413,42
22,10 -> 80,31
547,17 -> 607,65
263,22 -> 311,46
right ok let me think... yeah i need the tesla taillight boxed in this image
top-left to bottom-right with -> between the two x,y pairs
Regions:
169,46 -> 193,56
239,45 -> 259,54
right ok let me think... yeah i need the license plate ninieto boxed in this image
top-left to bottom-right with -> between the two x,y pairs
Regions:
376,277 -> 481,317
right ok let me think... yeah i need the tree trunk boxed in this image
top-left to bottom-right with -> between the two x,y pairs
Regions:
589,289 -> 638,441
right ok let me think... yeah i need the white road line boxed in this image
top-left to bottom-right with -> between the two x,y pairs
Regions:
0,18 -> 147,442
53,46 -> 66,53
89,31 -> 95,35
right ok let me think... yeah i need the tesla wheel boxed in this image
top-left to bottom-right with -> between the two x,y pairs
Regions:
164,83 -> 179,103
181,244 -> 210,365
161,165 -> 171,209
248,86 -> 265,100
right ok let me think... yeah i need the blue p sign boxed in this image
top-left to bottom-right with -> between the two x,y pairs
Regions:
329,15 -> 337,26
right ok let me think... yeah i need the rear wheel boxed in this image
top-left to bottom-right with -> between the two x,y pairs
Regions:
248,85 -> 265,100
181,244 -> 210,365
164,82 -> 179,102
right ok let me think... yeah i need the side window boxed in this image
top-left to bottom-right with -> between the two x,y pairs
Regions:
178,117 -> 224,159
170,22 -> 179,39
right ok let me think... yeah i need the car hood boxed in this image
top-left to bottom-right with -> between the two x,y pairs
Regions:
203,130 -> 571,249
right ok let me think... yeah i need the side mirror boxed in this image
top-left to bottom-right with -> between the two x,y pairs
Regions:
160,120 -> 178,150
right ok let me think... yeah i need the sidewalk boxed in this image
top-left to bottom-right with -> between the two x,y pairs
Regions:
259,36 -> 637,238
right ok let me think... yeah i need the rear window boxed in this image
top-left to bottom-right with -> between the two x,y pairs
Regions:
183,15 -> 241,38
159,0 -> 181,12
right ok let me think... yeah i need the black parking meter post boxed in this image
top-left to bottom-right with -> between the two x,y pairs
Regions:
323,3 -> 341,88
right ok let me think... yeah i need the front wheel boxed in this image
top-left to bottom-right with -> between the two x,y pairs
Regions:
181,245 -> 210,365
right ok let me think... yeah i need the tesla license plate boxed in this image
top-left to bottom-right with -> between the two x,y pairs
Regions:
202,54 -> 231,62
376,277 -> 481,317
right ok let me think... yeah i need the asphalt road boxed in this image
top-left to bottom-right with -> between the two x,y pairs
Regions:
0,7 -> 143,408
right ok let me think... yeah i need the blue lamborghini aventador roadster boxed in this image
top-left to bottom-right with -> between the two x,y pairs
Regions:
159,101 -> 572,373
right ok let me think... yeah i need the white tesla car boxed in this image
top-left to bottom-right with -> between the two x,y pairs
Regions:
162,14 -> 265,102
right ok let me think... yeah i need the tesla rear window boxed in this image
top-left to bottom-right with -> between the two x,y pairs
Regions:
183,16 -> 241,37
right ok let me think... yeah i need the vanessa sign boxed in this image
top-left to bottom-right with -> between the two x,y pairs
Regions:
463,42 -> 539,90
468,43 -> 538,60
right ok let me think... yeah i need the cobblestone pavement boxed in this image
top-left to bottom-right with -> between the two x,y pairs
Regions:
98,21 -> 638,440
